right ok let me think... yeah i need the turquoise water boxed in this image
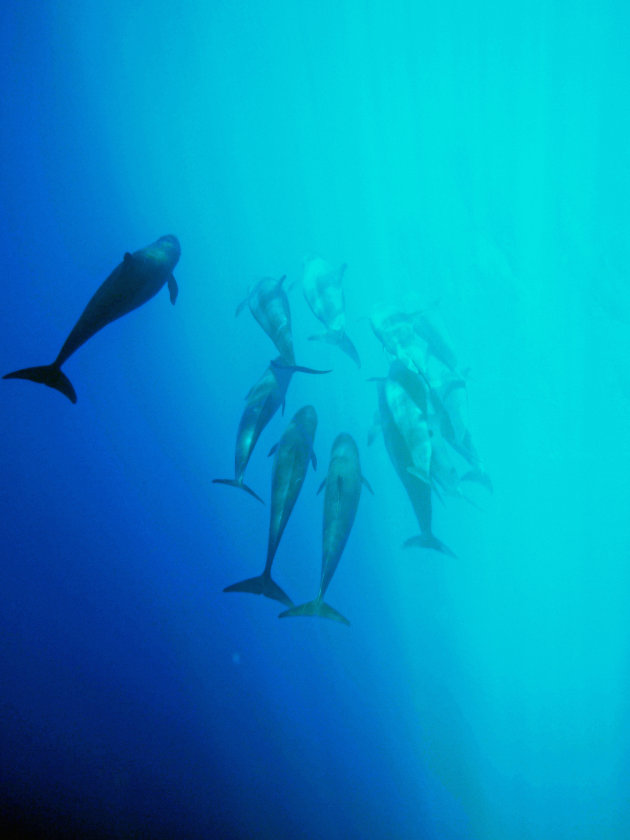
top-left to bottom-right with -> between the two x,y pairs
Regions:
2,2 -> 629,838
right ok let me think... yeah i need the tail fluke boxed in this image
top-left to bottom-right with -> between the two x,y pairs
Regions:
404,533 -> 457,558
279,598 -> 350,626
212,477 -> 264,504
308,330 -> 361,368
407,465 -> 432,486
3,364 -> 77,403
223,573 -> 293,608
461,468 -> 493,493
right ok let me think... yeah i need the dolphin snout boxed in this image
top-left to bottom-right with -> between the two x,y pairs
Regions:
331,432 -> 358,458
295,404 -> 318,436
158,234 -> 181,260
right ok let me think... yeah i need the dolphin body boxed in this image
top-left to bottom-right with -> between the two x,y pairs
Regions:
375,378 -> 455,557
370,305 -> 428,375
411,309 -> 465,380
4,234 -> 181,403
236,275 -> 295,365
302,256 -> 361,367
213,359 -> 329,503
224,405 -> 318,607
430,374 -> 493,493
427,414 -> 484,509
383,372 -> 432,486
280,433 -> 371,625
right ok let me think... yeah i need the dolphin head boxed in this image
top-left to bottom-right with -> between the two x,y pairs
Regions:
293,404 -> 318,441
331,432 -> 359,461
155,234 -> 181,268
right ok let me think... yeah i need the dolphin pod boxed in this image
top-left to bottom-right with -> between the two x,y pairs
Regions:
224,405 -> 319,607
3,234 -> 181,403
5,235 -> 489,628
280,433 -> 371,625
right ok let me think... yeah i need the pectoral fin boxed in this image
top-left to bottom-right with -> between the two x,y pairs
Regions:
268,443 -> 279,457
362,476 -> 374,495
311,450 -> 317,470
317,478 -> 326,495
168,274 -> 178,304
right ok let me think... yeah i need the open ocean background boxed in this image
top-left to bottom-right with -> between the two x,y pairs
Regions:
2,2 -> 629,838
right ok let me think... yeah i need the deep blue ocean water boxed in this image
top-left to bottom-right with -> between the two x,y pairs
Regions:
2,3 -> 629,838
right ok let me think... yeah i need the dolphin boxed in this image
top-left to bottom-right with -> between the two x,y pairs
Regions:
280,433 -> 371,625
411,308 -> 466,379
302,256 -> 361,367
387,359 -> 430,414
428,416 -> 484,509
429,373 -> 493,492
224,405 -> 318,607
370,305 -> 428,375
375,379 -> 455,556
236,275 -> 295,365
3,234 -> 181,403
366,361 -> 431,468
213,358 -> 329,502
383,376 -> 432,486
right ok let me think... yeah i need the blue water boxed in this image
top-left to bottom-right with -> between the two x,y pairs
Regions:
2,2 -> 629,838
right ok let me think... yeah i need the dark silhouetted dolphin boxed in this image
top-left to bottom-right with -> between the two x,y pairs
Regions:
236,275 -> 295,365
280,433 -> 371,625
224,405 -> 318,607
213,359 -> 329,503
4,234 -> 181,403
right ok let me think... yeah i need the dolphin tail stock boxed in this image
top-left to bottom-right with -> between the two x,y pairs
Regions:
212,477 -> 265,504
307,330 -> 361,368
223,573 -> 293,608
338,332 -> 361,368
403,533 -> 457,558
3,363 -> 77,403
279,598 -> 350,626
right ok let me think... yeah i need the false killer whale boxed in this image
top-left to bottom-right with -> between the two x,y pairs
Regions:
4,234 -> 181,403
